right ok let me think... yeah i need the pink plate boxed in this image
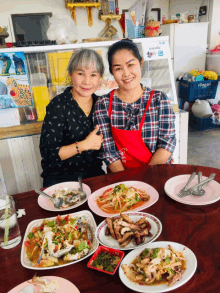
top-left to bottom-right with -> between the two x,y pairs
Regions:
8,276 -> 80,293
164,174 -> 220,205
88,181 -> 159,217
38,181 -> 91,212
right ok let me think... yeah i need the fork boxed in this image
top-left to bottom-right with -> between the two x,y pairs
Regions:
179,173 -> 216,197
177,172 -> 196,197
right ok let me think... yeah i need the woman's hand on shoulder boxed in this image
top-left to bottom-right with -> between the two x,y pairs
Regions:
83,125 -> 103,151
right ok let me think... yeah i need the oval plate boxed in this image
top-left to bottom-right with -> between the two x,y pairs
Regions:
119,241 -> 197,293
88,181 -> 159,217
38,181 -> 91,212
20,210 -> 98,270
95,212 -> 162,250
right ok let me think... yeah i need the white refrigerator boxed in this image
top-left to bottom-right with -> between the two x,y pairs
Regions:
161,22 -> 209,98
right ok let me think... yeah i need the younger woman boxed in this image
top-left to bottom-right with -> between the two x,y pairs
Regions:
93,39 -> 176,172
40,49 -> 105,187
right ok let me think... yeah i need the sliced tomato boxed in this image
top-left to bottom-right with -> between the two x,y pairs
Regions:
102,188 -> 113,198
32,226 -> 43,233
24,240 -> 31,247
64,215 -> 69,221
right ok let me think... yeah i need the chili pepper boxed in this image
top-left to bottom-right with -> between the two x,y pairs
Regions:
102,188 -> 113,198
64,215 -> 69,221
57,215 -> 62,223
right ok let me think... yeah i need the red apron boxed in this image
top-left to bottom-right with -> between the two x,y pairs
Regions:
109,89 -> 154,169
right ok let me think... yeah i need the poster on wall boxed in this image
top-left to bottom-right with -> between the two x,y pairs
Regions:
0,52 -> 33,108
140,37 -> 177,104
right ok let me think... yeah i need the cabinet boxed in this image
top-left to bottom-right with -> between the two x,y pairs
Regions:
161,23 -> 209,99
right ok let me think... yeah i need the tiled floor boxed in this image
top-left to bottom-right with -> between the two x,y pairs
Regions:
187,126 -> 220,168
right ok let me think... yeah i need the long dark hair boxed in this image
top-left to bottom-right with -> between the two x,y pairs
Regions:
107,39 -> 143,74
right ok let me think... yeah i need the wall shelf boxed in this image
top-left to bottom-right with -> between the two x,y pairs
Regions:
100,14 -> 121,21
65,2 -> 100,27
65,3 -> 100,8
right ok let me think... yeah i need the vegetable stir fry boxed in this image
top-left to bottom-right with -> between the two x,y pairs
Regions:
96,184 -> 150,213
122,245 -> 186,286
25,215 -> 93,267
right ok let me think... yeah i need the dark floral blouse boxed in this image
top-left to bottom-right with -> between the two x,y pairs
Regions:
40,87 -> 103,181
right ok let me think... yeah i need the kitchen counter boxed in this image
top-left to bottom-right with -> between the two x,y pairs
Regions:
0,121 -> 43,140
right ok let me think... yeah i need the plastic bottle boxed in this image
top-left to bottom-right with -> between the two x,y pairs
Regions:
195,7 -> 199,22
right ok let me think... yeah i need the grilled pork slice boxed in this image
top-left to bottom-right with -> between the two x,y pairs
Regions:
120,237 -> 132,247
113,219 -> 123,240
120,213 -> 133,223
106,218 -> 116,239
118,232 -> 134,245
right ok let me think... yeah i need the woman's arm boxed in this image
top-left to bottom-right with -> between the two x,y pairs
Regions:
93,95 -> 123,169
108,160 -> 125,172
58,125 -> 103,160
148,148 -> 172,165
41,96 -> 103,162
155,92 -> 176,163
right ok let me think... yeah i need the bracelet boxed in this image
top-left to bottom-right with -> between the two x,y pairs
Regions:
75,142 -> 81,154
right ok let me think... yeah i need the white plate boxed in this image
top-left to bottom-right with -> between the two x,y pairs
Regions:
164,174 -> 220,205
88,181 -> 159,217
95,212 -> 162,250
8,276 -> 80,293
21,210 -> 98,270
119,241 -> 197,293
38,181 -> 91,212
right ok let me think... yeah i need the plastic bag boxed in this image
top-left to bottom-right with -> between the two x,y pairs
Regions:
210,44 -> 220,54
179,11 -> 188,23
47,14 -> 78,45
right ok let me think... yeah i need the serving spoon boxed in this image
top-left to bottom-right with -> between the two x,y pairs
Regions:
37,235 -> 46,264
35,189 -> 63,209
78,174 -> 87,200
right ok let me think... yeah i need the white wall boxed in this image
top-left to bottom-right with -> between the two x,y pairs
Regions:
0,0 -> 133,42
209,0 -> 220,49
0,0 -> 168,43
170,0 -> 210,22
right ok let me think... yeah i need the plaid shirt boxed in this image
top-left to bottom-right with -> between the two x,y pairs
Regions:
93,88 -> 176,166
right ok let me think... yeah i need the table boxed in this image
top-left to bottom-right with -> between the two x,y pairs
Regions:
1,164 -> 220,293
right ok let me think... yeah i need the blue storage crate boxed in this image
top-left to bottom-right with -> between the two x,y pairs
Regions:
189,113 -> 217,131
126,19 -> 145,38
179,79 -> 219,102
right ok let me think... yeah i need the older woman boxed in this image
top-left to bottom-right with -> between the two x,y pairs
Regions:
93,39 -> 176,172
40,49 -> 105,187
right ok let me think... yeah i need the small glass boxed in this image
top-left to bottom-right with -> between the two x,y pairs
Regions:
0,195 -> 21,249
